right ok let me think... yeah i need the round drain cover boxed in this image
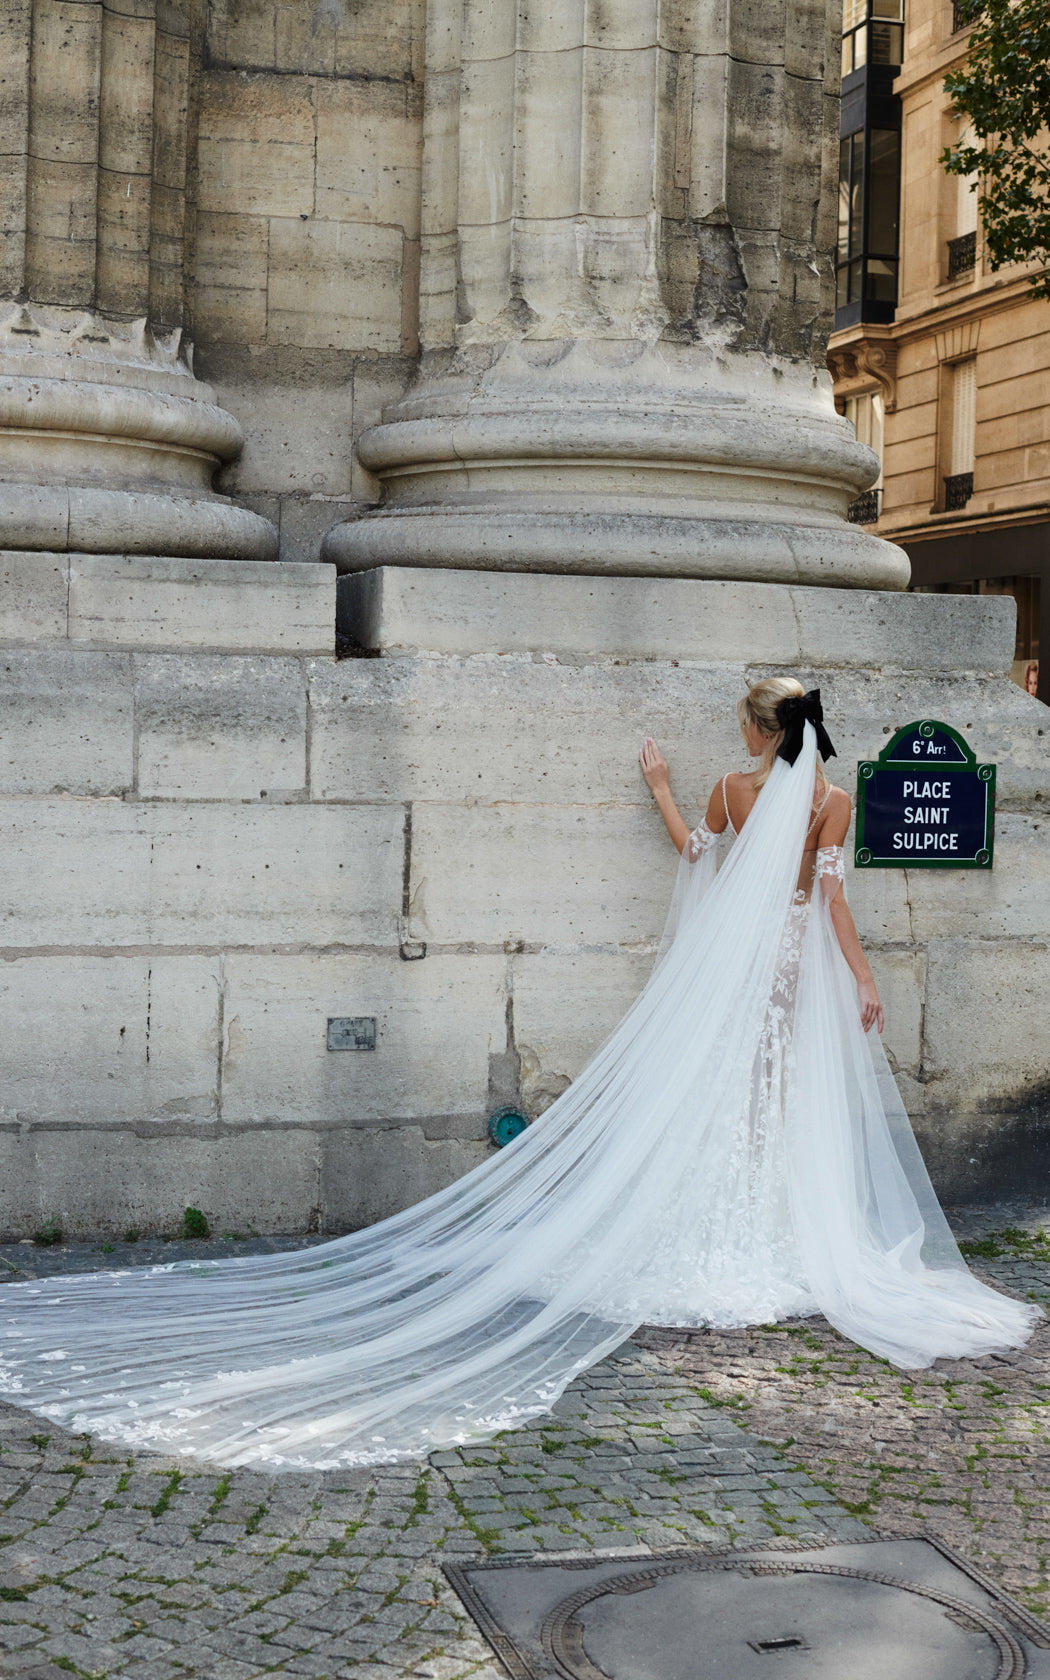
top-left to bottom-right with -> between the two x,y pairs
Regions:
543,1559 -> 1022,1680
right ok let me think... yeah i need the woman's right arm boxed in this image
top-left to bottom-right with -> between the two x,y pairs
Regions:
639,739 -> 726,856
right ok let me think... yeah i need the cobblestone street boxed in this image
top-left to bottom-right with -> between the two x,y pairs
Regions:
1,1209 -> 1049,1679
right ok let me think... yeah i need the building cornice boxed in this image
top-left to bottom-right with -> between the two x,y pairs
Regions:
886,273 -> 1047,346
881,503 -> 1050,546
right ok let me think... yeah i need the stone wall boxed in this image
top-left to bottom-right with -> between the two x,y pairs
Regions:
192,0 -> 426,564
1,0 -> 1048,1240
1,562 -> 1046,1238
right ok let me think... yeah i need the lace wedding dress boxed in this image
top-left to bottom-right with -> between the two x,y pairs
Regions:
0,723 -> 1038,1470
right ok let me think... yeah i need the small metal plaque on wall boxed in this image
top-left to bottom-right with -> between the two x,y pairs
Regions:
855,720 -> 995,869
327,1017 -> 377,1051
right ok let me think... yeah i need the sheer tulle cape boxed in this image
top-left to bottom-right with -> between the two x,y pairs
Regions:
0,725 -> 1038,1469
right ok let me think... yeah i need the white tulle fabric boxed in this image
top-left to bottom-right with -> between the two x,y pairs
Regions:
0,724 -> 1038,1470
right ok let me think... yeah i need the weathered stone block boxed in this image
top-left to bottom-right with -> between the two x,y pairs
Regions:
193,211 -> 269,342
135,654 -> 307,801
922,937 -> 1050,1112
212,355 -> 356,497
207,0 -> 277,69
0,649 -> 133,795
148,804 -> 404,948
0,954 -> 219,1125
266,219 -> 405,352
67,556 -> 336,654
0,1124 -> 321,1240
905,815 -> 1050,942
793,587 -> 1014,674
337,570 -> 1015,674
322,1125 -> 489,1231
0,800 -> 403,949
309,652 -> 746,809
0,550 -> 68,640
278,497 -> 355,567
409,804 -> 675,948
197,73 -> 314,218
337,569 -> 801,661
1,799 -> 154,946
911,1107 -> 1050,1205
867,948 -> 925,1080
219,952 -> 506,1124
314,79 -> 422,238
513,950 -> 655,1114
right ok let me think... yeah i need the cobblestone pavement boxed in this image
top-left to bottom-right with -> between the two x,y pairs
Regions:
1,1207 -> 1048,1678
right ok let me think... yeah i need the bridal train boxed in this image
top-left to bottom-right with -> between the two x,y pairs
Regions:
0,713 -> 1038,1471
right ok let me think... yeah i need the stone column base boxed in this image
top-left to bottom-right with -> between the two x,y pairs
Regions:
338,564 -> 1011,670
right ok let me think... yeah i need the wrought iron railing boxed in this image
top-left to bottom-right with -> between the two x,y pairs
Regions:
847,488 -> 883,525
952,0 -> 980,31
944,472 -> 973,511
947,231 -> 977,278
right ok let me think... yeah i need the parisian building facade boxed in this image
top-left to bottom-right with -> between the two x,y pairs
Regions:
829,0 -> 1050,702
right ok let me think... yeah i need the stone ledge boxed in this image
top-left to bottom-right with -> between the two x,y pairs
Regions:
0,1122 -> 489,1239
0,552 -> 337,653
339,567 -> 1015,670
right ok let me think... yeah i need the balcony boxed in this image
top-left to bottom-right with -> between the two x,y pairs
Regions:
943,472 -> 974,511
847,488 -> 883,525
947,230 -> 977,279
952,0 -> 980,30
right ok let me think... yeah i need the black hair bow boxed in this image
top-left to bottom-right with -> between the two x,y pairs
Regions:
774,688 -> 836,767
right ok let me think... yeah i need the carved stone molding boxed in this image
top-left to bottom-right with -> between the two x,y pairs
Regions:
936,319 -> 982,363
828,330 -> 898,413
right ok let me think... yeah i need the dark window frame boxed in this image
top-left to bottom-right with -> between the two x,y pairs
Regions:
835,120 -> 902,328
842,6 -> 905,77
835,4 -> 903,330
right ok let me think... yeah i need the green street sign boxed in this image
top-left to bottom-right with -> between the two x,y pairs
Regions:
855,720 -> 995,869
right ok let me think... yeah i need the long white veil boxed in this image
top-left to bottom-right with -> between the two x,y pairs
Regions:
0,724 -> 1037,1470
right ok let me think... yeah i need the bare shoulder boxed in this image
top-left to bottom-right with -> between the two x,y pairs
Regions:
817,784 -> 852,846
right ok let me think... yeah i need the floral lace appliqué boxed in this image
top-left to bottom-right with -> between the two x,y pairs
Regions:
686,820 -> 719,861
816,845 -> 845,882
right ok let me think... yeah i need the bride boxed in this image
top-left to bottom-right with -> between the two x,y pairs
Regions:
0,680 -> 1038,1471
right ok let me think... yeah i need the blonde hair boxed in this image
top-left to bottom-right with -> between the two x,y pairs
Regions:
738,677 -> 827,792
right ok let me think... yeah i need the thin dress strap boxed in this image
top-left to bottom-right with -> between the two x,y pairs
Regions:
806,782 -> 834,839
721,773 -> 735,835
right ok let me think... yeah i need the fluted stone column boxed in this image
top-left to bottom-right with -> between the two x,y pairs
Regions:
325,0 -> 906,588
0,0 -> 275,561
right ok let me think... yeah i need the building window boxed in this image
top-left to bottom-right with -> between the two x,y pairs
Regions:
945,117 -> 980,280
836,1 -> 903,329
947,231 -> 977,277
836,128 -> 901,321
942,358 -> 976,508
951,0 -> 981,34
843,0 -> 905,77
844,392 -> 885,523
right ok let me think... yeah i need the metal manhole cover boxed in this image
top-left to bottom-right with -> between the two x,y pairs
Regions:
444,1537 -> 1050,1680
